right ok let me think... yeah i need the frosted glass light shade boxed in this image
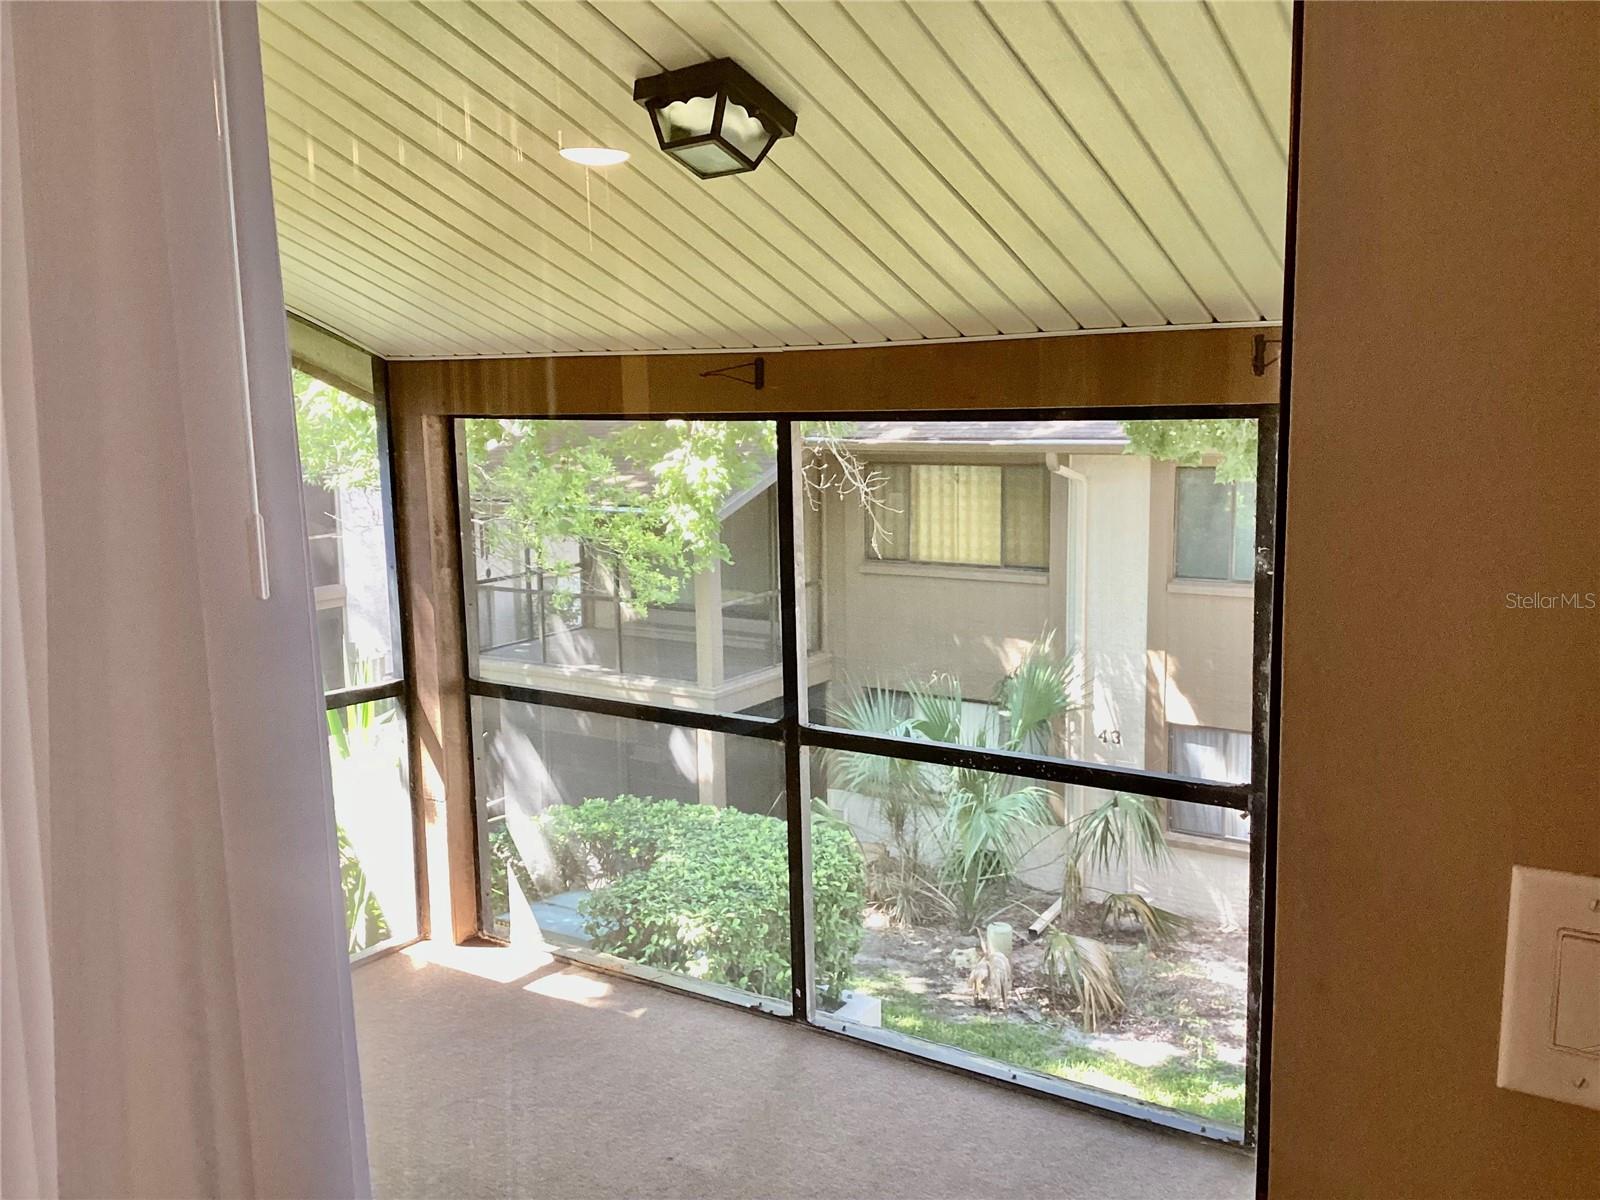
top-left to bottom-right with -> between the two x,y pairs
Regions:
634,59 -> 796,180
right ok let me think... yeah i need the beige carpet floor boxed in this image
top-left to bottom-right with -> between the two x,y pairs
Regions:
352,943 -> 1253,1200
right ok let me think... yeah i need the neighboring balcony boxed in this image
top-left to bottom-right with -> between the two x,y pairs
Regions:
467,486 -> 829,715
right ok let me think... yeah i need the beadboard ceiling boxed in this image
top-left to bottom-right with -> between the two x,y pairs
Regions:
258,1 -> 1291,359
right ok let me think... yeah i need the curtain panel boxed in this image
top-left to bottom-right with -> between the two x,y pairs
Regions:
1,3 -> 369,1196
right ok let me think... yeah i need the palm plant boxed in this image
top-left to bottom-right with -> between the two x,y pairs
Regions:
827,637 -> 1193,1033
1060,790 -> 1181,929
1042,929 -> 1124,1031
338,825 -> 388,954
827,687 -> 934,843
941,639 -> 1079,929
326,659 -> 394,759
829,636 -> 1084,932
1064,791 -> 1170,915
1099,891 -> 1187,946
996,637 -> 1075,752
1034,790 -> 1184,1028
827,687 -> 937,926
941,766 -> 1053,930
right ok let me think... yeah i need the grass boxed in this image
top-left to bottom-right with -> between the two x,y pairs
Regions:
852,973 -> 1245,1127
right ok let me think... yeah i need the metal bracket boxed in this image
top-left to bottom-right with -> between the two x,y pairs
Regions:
700,356 -> 765,390
1251,334 -> 1282,377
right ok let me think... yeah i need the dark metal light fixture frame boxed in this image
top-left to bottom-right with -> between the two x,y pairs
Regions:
633,58 -> 798,179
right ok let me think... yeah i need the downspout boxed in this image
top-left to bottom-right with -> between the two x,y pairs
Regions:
1046,453 -> 1090,838
1045,453 -> 1088,743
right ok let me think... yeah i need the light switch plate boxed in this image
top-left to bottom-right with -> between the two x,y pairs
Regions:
1497,866 -> 1600,1110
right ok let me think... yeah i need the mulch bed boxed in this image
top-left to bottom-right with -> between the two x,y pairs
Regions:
853,897 -> 1249,1062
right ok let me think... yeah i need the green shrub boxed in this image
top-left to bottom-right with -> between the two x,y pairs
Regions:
542,794 -> 718,888
536,796 -> 865,1005
809,811 -> 870,999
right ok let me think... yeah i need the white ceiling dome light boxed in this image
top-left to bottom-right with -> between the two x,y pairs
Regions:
558,146 -> 630,167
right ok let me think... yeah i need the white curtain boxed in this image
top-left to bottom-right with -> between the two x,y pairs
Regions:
2,8 -> 56,1193
1,3 -> 369,1197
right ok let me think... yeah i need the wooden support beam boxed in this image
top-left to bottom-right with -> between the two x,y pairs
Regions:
391,409 -> 480,944
388,327 -> 1277,419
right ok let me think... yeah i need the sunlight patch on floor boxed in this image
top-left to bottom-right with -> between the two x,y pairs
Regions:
400,939 -> 554,983
524,969 -> 615,1006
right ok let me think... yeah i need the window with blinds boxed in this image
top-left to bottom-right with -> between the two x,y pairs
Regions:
1168,725 -> 1252,841
868,462 -> 1048,569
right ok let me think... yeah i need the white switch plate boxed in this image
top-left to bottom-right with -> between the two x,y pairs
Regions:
1497,866 -> 1600,1110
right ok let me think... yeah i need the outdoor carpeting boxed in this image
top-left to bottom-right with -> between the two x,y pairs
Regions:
352,944 -> 1253,1200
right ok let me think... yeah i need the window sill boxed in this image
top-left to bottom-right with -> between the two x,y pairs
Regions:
1165,829 -> 1252,857
1167,578 -> 1253,598
859,560 -> 1049,585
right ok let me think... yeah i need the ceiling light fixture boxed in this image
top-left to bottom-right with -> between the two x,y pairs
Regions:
559,146 -> 630,168
633,58 -> 796,179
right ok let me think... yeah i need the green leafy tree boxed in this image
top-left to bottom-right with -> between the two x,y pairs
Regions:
292,386 -> 884,620
293,369 -> 379,491
465,419 -> 775,611
1121,418 -> 1257,482
464,419 -> 888,615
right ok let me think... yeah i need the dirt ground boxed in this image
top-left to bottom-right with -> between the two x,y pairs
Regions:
852,898 -> 1249,1066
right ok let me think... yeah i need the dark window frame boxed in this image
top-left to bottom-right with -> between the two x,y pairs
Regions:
446,403 -> 1280,1150
292,317 -> 426,961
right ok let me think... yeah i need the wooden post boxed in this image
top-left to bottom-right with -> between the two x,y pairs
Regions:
391,409 -> 481,944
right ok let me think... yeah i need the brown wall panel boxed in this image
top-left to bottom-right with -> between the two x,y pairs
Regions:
1273,3 -> 1599,1196
389,327 -> 1276,417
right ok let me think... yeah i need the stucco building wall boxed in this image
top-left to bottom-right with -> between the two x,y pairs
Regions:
817,445 -> 1255,924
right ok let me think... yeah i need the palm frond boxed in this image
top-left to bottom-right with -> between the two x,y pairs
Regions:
826,687 -> 918,798
1071,792 -> 1174,875
1042,930 -> 1125,1032
1099,891 -> 1189,946
940,770 -> 1054,929
809,794 -> 850,830
338,824 -> 388,954
865,852 -> 956,928
326,686 -> 397,762
905,674 -> 966,746
995,634 -> 1081,754
943,773 -> 1054,874
830,684 -> 910,738
326,708 -> 350,759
